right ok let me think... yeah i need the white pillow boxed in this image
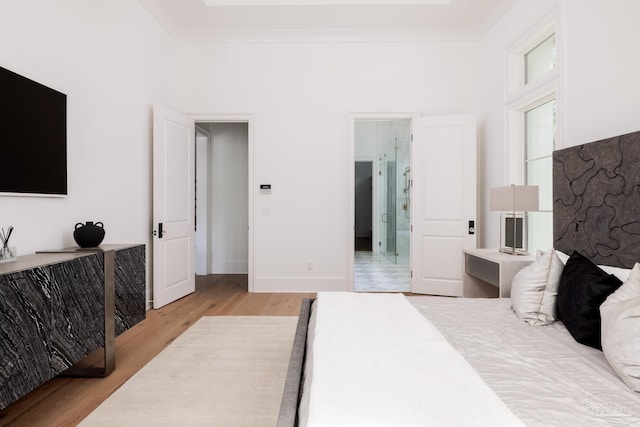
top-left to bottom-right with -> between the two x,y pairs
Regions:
598,264 -> 632,282
511,248 -> 564,326
555,250 -> 570,265
600,263 -> 640,392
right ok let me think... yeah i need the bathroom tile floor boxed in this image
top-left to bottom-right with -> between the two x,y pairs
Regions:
354,251 -> 410,292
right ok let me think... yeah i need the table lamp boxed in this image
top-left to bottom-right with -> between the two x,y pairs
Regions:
490,184 -> 539,255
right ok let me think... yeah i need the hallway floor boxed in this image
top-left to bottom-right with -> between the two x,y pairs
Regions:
354,251 -> 410,292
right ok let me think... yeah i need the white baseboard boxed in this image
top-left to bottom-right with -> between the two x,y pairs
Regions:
253,276 -> 348,292
211,262 -> 249,274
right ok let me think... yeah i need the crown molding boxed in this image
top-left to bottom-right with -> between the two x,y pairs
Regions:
171,27 -> 480,44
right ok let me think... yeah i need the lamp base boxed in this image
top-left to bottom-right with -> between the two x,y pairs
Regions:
499,247 -> 530,256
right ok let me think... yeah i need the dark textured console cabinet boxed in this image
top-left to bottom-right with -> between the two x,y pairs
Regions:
0,244 -> 145,410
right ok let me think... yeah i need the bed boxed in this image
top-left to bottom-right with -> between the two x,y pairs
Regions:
276,130 -> 640,426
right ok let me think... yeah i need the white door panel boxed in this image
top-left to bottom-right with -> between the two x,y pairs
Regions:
411,115 -> 476,296
153,104 -> 195,309
421,236 -> 463,279
422,126 -> 464,220
165,123 -> 191,221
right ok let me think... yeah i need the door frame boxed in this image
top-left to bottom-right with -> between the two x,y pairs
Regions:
194,124 -> 211,276
347,112 -> 420,292
191,113 -> 255,292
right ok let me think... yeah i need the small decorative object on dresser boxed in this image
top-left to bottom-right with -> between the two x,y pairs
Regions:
73,221 -> 105,248
0,226 -> 16,263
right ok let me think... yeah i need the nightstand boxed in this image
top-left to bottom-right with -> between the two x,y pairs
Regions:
463,248 -> 536,298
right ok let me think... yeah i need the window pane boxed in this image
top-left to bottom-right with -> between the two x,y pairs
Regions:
525,34 -> 556,84
526,157 -> 552,211
525,99 -> 555,160
528,211 -> 553,253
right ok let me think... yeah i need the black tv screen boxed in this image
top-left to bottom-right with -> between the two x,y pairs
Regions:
0,66 -> 67,196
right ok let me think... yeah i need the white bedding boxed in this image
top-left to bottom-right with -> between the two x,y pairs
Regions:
303,293 -> 525,426
408,296 -> 640,426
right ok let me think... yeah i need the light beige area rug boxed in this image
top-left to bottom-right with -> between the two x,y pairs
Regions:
80,316 -> 297,427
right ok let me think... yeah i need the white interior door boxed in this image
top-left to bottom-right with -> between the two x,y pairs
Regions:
410,115 -> 476,296
153,104 -> 195,309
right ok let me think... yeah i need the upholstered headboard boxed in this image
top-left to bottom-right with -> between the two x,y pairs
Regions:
553,130 -> 640,269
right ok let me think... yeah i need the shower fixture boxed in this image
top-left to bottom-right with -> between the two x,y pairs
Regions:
403,166 -> 411,219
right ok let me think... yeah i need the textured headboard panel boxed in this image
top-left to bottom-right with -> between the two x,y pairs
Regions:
553,130 -> 640,268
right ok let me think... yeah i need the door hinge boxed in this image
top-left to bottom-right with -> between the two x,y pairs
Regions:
410,270 -> 413,278
379,241 -> 381,247
411,225 -> 413,232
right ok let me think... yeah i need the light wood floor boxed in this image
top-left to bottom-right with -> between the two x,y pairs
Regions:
0,274 -> 315,427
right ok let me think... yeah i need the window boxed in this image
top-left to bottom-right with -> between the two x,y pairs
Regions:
505,15 -> 558,254
525,34 -> 556,84
525,99 -> 555,252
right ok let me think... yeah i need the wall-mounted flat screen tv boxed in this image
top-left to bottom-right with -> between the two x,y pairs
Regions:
0,66 -> 67,196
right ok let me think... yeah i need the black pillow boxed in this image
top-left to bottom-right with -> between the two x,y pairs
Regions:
556,251 -> 623,350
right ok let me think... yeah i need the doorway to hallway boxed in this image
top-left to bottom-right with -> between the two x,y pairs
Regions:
194,121 -> 249,280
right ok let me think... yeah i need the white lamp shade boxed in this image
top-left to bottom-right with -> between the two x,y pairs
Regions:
490,185 -> 539,212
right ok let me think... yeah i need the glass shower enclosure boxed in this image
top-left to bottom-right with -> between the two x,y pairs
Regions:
378,121 -> 410,265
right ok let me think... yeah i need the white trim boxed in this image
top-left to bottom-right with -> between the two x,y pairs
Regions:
503,9 -> 558,186
254,276 -> 347,293
506,13 -> 556,54
149,27 -> 482,45
347,112 -> 420,293
204,0 -> 451,5
505,70 -> 559,107
194,126 -> 211,275
189,113 -> 256,292
504,10 -> 557,95
195,124 -> 211,136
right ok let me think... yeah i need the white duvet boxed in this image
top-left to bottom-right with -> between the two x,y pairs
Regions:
304,293 -> 525,426
409,296 -> 640,426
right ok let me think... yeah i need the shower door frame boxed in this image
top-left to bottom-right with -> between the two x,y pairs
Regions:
347,112 -> 420,292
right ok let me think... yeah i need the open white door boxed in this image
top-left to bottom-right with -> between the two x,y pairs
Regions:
410,115 -> 476,296
152,105 -> 195,309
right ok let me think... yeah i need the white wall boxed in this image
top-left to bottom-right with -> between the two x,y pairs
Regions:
561,0 -> 640,148
0,1 -> 180,304
355,121 -> 378,160
205,123 -> 249,274
477,0 -> 640,250
178,41 -> 478,292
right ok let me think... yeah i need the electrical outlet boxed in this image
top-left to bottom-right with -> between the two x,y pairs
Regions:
306,261 -> 313,271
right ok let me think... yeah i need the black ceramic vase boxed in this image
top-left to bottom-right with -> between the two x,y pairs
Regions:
73,221 -> 105,248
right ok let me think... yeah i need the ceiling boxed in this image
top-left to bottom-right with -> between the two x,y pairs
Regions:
138,0 -> 516,43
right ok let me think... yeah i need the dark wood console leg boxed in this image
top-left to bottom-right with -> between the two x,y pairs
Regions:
62,250 -> 115,378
